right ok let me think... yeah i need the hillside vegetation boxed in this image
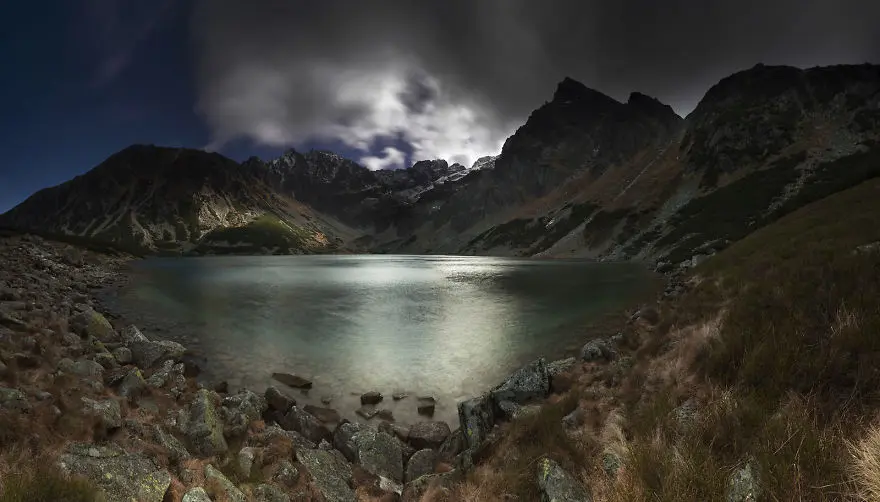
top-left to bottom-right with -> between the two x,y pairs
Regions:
447,177 -> 880,501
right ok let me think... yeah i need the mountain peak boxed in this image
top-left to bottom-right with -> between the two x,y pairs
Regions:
552,77 -> 617,106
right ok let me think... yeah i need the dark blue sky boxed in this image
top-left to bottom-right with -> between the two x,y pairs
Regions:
0,1 -> 371,213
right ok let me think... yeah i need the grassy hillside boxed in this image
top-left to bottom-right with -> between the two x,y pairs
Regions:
195,214 -> 320,255
450,177 -> 880,501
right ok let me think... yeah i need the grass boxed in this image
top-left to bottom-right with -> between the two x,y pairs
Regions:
196,213 -> 315,254
0,466 -> 99,502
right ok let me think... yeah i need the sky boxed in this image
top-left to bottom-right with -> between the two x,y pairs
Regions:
1,0 -> 879,213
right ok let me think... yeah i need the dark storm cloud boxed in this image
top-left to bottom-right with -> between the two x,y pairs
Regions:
191,0 -> 880,168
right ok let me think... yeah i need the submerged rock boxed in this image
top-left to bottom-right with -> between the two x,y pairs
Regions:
265,386 -> 296,413
272,372 -> 313,389
361,391 -> 383,405
303,404 -> 341,424
58,443 -> 171,502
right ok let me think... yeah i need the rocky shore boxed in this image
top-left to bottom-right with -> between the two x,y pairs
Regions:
0,232 -> 618,501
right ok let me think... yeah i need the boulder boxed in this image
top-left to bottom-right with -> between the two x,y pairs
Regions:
726,461 -> 761,502
183,389 -> 228,456
361,391 -> 383,405
536,457 -> 591,502
152,425 -> 191,462
71,308 -> 117,342
408,421 -> 451,450
354,427 -> 404,482
205,464 -> 246,502
254,483 -> 291,502
273,459 -> 299,486
182,487 -> 212,502
147,360 -> 186,389
356,406 -> 379,420
417,397 -> 436,417
224,389 -> 268,423
58,358 -> 104,379
237,446 -> 257,479
280,406 -> 332,444
58,443 -> 171,502
246,423 -> 315,451
547,357 -> 577,380
94,352 -> 119,370
457,394 -> 495,449
117,367 -> 148,400
0,387 -> 30,411
272,372 -> 312,389
491,358 -> 550,408
265,386 -> 296,413
130,338 -> 186,370
581,339 -> 616,362
81,397 -> 122,431
406,449 -> 438,482
296,448 -> 355,502
439,428 -> 465,459
333,421 -> 362,462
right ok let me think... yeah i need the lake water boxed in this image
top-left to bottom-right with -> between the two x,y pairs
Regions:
103,255 -> 657,427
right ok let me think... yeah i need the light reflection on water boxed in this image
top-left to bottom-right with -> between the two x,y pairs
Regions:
105,255 -> 656,427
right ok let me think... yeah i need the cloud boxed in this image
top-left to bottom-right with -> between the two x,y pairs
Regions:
361,147 -> 406,171
191,0 -> 880,168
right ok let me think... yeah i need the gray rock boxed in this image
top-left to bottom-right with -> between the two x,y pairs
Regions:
272,372 -> 312,389
237,446 -> 257,479
491,358 -> 550,409
536,457 -> 591,502
303,404 -> 341,424
280,405 -> 332,444
205,464 -> 246,502
183,389 -> 228,456
70,308 -> 117,342
726,461 -> 761,502
112,346 -> 133,364
152,425 -> 191,462
58,357 -> 104,379
265,386 -> 296,413
406,449 -> 438,483
361,391 -> 383,405
224,389 -> 268,423
296,448 -> 356,502
121,325 -> 149,344
117,367 -> 148,400
672,398 -> 699,434
254,483 -> 291,502
417,397 -> 436,417
457,393 -> 495,449
562,408 -> 586,430
58,442 -> 171,502
546,357 -> 577,377
439,428 -> 464,459
0,387 -> 30,411
602,452 -> 622,478
81,397 -> 122,430
94,351 -> 119,370
182,487 -> 212,502
356,406 -> 379,420
247,423 -> 316,452
354,426 -> 404,482
580,339 -> 616,362
408,421 -> 451,450
318,439 -> 333,450
333,421 -> 362,462
130,338 -> 186,370
274,459 -> 299,486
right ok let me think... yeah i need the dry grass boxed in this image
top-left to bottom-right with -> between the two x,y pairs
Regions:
847,424 -> 880,501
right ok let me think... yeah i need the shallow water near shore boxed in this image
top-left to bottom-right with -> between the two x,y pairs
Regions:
101,254 -> 657,427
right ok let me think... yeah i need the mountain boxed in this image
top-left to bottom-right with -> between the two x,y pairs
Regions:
2,64 -> 879,263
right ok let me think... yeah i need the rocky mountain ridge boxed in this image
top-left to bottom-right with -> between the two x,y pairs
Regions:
2,63 -> 879,265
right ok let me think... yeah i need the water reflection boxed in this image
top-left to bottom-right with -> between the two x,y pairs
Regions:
107,255 -> 656,426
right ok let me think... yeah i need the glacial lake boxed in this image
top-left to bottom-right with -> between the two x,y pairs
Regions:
102,255 -> 658,427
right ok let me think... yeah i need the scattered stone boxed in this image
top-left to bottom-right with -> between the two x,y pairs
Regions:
254,483 -> 291,502
408,421 -> 451,450
130,336 -> 186,369
223,388 -> 268,424
458,394 -> 495,449
272,372 -> 313,389
117,367 -> 147,400
182,487 -> 212,502
726,461 -> 761,502
333,421 -> 362,462
377,409 -> 395,421
70,308 -> 117,342
392,392 -> 408,401
417,398 -> 436,417
296,448 -> 356,502
205,464 -> 246,502
361,391 -> 383,405
0,387 -> 30,411
536,457 -> 591,502
280,406 -> 332,444
152,425 -> 191,462
93,351 -> 118,369
247,423 -> 316,451
406,449 -> 439,482
303,404 -> 341,424
354,426 -> 404,482
81,397 -> 123,431
183,389 -> 228,456
265,386 -> 296,413
57,357 -> 104,379
357,406 -> 380,420
273,459 -> 299,486
321,395 -> 334,405
58,442 -> 171,502
237,447 -> 257,479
